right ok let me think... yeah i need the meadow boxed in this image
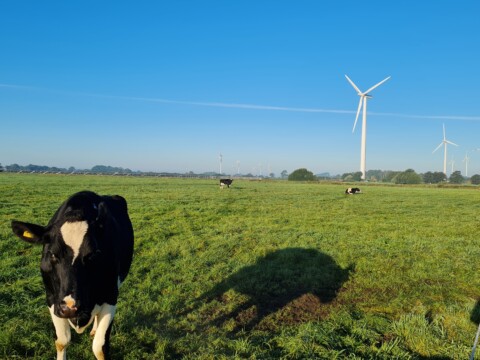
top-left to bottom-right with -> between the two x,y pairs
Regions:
1,173 -> 480,359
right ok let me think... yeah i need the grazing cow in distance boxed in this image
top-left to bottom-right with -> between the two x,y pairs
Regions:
345,187 -> 361,195
220,178 -> 233,188
11,191 -> 134,360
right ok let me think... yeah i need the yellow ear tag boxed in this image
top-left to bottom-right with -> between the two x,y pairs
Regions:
23,230 -> 35,239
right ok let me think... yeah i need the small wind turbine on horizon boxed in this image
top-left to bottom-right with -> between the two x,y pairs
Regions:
345,74 -> 391,180
432,124 -> 458,176
219,153 -> 223,175
449,156 -> 455,174
463,151 -> 470,177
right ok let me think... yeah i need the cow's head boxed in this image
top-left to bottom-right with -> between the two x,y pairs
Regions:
11,199 -> 110,328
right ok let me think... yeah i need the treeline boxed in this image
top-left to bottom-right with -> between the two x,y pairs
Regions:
342,169 -> 480,184
1,163 -> 256,178
287,168 -> 480,184
4,163 -> 480,184
2,163 -> 134,174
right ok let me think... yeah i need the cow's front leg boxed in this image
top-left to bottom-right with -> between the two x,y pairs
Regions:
49,306 -> 71,360
92,304 -> 116,360
90,315 -> 98,337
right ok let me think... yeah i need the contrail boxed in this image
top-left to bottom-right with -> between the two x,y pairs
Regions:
371,111 -> 480,122
84,94 -> 480,122
2,82 -> 480,121
0,83 -> 37,90
106,95 -> 355,115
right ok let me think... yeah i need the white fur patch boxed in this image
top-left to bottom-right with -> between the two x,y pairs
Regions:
60,221 -> 88,263
92,304 -> 116,359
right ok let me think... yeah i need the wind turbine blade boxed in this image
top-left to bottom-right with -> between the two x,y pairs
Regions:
432,143 -> 443,153
446,140 -> 458,146
364,76 -> 391,94
345,75 -> 362,94
352,97 -> 363,132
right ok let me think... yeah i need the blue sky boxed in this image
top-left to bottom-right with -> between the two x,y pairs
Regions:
2,1 -> 480,176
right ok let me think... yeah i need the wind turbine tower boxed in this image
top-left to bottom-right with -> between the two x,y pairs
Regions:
463,151 -> 470,177
345,75 -> 391,180
432,124 -> 458,176
219,154 -> 223,175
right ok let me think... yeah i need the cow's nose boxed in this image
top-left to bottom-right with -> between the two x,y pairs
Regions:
59,295 -> 78,318
59,303 -> 77,318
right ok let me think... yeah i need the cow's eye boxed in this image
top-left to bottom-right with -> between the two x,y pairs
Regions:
48,251 -> 58,264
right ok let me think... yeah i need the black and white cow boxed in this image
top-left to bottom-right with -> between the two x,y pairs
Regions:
345,187 -> 361,195
220,178 -> 233,188
11,191 -> 134,360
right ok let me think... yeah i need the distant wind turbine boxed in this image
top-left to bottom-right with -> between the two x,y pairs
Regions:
449,156 -> 455,174
432,124 -> 458,175
219,153 -> 223,175
345,75 -> 391,180
463,151 -> 470,177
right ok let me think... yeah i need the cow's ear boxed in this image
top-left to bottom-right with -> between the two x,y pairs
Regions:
96,202 -> 109,227
11,221 -> 47,244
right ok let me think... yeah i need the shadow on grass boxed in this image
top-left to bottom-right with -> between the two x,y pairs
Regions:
200,247 -> 354,331
471,299 -> 480,325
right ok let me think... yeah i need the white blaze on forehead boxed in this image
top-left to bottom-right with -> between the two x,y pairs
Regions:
60,221 -> 88,263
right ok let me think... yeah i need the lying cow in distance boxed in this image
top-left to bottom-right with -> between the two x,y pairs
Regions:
220,178 -> 233,188
11,191 -> 134,360
345,187 -> 361,195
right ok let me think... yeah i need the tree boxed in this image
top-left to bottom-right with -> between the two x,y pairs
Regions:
384,171 -> 401,183
449,170 -> 464,184
423,171 -> 446,184
366,169 -> 384,182
393,169 -> 422,184
91,165 -> 131,174
280,170 -> 289,179
342,172 -> 362,182
352,172 -> 363,181
6,164 -> 21,172
288,168 -> 316,181
470,174 -> 480,185
0,163 -> 3,172
423,171 -> 433,183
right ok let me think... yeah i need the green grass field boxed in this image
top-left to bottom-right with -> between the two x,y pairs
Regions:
1,173 -> 480,359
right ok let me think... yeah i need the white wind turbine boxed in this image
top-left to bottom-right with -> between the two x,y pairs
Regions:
345,75 -> 391,180
449,156 -> 455,174
463,151 -> 470,177
432,124 -> 458,175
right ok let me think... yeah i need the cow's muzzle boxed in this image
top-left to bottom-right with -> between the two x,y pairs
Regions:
58,295 -> 78,318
